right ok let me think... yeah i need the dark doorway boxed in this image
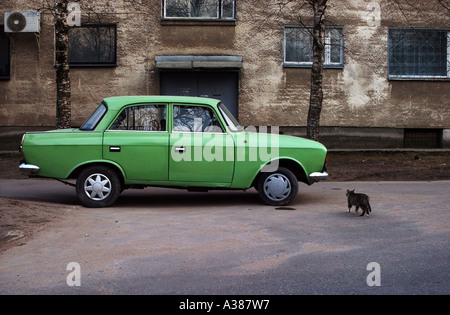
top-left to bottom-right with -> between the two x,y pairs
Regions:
160,71 -> 239,119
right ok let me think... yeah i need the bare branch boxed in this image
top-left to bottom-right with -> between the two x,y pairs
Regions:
437,0 -> 450,10
392,0 -> 414,27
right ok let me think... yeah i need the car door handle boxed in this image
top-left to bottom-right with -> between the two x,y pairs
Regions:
175,147 -> 186,153
109,146 -> 121,152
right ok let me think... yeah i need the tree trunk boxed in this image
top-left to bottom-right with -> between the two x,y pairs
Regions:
306,0 -> 327,141
55,1 -> 71,129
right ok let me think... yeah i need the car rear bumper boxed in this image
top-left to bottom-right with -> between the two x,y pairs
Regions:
309,171 -> 329,182
19,163 -> 40,174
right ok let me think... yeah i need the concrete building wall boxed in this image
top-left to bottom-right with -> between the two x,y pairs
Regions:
0,0 -> 449,148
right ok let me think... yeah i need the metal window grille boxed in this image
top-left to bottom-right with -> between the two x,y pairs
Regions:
389,28 -> 450,79
404,129 -> 443,148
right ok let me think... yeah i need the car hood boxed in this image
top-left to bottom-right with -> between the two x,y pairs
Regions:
278,134 -> 326,150
238,131 -> 326,150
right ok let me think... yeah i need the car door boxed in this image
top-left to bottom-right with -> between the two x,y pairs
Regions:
103,104 -> 169,181
169,104 -> 235,184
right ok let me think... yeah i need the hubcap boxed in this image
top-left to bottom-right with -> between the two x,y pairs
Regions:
84,173 -> 112,201
263,174 -> 291,202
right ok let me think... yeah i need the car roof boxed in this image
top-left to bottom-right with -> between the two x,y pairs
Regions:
103,96 -> 221,111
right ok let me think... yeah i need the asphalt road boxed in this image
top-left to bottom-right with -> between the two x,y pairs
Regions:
0,179 -> 449,295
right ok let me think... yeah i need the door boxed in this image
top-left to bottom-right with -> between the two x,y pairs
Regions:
103,104 -> 169,181
169,104 -> 235,184
160,71 -> 239,119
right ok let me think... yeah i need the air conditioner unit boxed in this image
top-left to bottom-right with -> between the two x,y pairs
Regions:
4,10 -> 41,33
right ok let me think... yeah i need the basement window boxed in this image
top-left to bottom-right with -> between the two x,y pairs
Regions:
404,129 -> 443,148
0,27 -> 10,80
69,25 -> 117,67
163,0 -> 235,20
388,28 -> 450,80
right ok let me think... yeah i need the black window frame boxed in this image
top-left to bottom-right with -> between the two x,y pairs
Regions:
388,27 -> 450,80
162,0 -> 236,20
68,24 -> 117,68
283,25 -> 345,69
0,26 -> 11,80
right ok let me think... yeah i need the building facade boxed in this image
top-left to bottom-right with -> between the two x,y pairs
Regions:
0,0 -> 449,148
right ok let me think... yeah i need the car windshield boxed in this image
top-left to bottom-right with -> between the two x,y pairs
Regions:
80,103 -> 107,131
218,102 -> 243,132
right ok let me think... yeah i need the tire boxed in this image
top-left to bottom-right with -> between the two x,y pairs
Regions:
256,167 -> 299,206
76,166 -> 122,208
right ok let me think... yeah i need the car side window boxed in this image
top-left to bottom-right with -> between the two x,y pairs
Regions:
110,105 -> 167,131
173,105 -> 223,133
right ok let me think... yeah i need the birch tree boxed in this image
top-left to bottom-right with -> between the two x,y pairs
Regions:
305,0 -> 327,141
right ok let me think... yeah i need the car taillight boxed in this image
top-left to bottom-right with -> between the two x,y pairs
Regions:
19,134 -> 25,153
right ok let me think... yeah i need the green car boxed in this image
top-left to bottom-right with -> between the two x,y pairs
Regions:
19,96 -> 328,208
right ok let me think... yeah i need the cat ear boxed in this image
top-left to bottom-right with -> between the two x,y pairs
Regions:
351,189 -> 355,192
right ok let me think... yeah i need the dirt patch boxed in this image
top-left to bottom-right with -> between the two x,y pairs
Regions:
0,152 -> 28,179
0,198 -> 71,251
327,151 -> 450,182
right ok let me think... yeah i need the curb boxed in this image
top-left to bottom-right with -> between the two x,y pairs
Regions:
0,151 -> 21,155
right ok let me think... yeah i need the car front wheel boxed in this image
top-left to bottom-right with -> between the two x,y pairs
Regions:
76,166 -> 121,208
256,167 -> 299,206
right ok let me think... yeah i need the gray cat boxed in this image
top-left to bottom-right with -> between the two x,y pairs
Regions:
346,189 -> 372,217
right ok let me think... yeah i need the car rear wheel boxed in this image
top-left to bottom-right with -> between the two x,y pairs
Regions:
256,167 -> 298,206
76,166 -> 121,208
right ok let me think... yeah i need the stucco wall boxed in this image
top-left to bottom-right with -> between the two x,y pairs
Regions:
0,0 -> 449,131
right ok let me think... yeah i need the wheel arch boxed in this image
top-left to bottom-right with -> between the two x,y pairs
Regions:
251,158 -> 308,188
68,161 -> 126,185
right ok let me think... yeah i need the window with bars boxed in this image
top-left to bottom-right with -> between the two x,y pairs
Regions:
284,26 -> 345,68
163,0 -> 235,20
69,25 -> 117,67
388,28 -> 450,80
